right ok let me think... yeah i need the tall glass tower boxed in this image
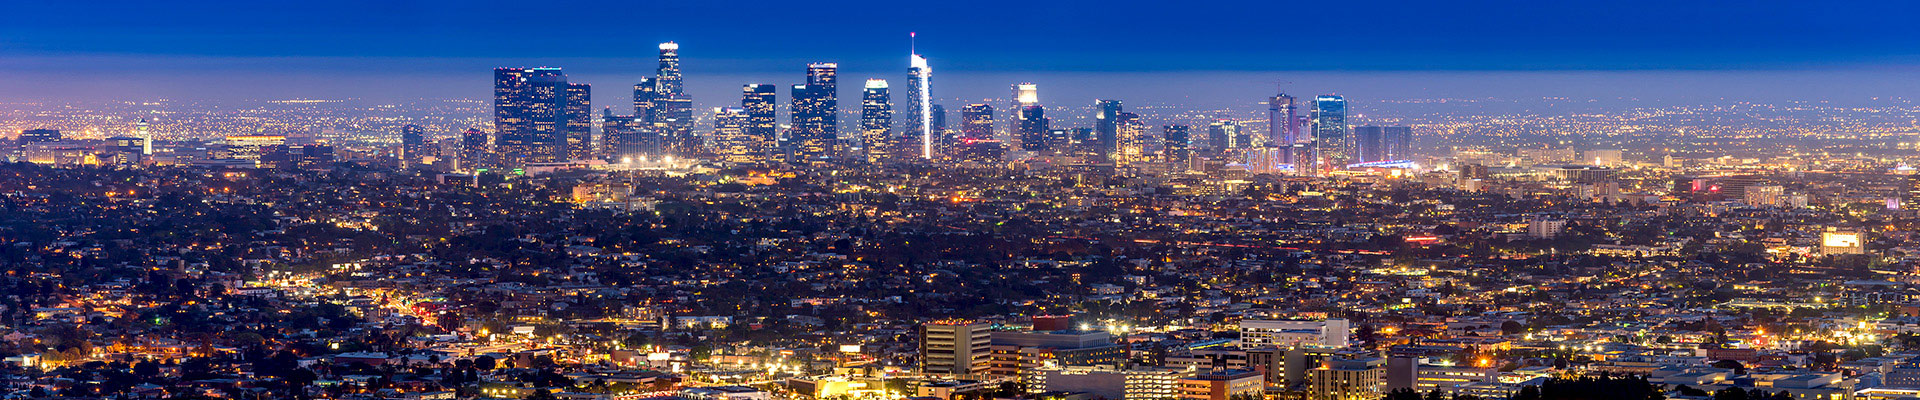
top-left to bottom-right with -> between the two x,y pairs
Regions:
1269,92 -> 1298,164
906,53 -> 933,159
1094,100 -> 1123,159
1311,95 -> 1348,171
494,67 -> 586,164
790,63 -> 839,163
741,84 -> 777,161
860,79 -> 893,163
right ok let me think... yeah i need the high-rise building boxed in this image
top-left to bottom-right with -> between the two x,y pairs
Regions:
860,79 -> 893,163
655,42 -> 683,96
1904,175 -> 1920,211
959,103 -> 994,141
741,84 -> 778,162
601,109 -> 654,163
1207,120 -> 1241,152
136,119 -> 153,155
494,67 -> 588,164
956,103 -> 1001,162
634,78 -> 659,122
461,128 -> 489,169
640,43 -> 693,156
1115,112 -> 1146,165
920,320 -> 991,377
565,83 -> 592,160
789,63 -> 839,163
1094,100 -> 1123,159
19,129 -> 60,144
1312,95 -> 1348,170
1351,126 -> 1413,163
712,107 -> 753,163
1163,125 -> 1192,165
906,51 -> 934,160
1011,83 -> 1048,153
401,124 -> 426,164
1269,92 -> 1298,164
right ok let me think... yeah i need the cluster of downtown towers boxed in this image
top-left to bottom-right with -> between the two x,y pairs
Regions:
472,42 -> 1411,170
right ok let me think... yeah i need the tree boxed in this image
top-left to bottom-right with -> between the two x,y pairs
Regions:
474,355 -> 498,370
1500,320 -> 1525,335
1383,388 -> 1422,400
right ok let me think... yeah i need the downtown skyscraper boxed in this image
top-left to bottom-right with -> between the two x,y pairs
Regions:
634,43 -> 694,156
905,47 -> 934,160
860,79 -> 893,163
789,63 -> 838,163
1268,92 -> 1301,165
1012,83 -> 1050,153
493,67 -> 589,165
1093,100 -> 1123,159
1311,95 -> 1348,171
742,84 -> 778,161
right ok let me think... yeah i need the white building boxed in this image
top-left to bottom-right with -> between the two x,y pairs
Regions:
1238,319 -> 1351,348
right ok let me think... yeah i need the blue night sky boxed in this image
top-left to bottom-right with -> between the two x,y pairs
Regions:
4,0 -> 1920,107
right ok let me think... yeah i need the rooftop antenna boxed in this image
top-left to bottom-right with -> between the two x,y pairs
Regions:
910,32 -> 917,55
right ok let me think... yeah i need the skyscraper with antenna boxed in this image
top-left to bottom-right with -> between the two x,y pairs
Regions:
905,33 -> 934,160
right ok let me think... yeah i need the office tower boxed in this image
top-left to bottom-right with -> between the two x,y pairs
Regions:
789,63 -> 839,163
920,320 -> 992,377
1906,175 -> 1920,211
712,107 -> 753,163
633,78 -> 659,122
959,104 -> 994,141
19,129 -> 60,144
1207,120 -> 1241,151
1016,105 -> 1049,153
1352,126 -> 1384,163
929,104 -> 946,136
638,43 -> 693,156
1269,92 -> 1298,163
860,79 -> 893,163
741,84 -> 778,162
1311,95 -> 1348,170
401,124 -> 426,163
1115,112 -> 1145,164
1011,83 -> 1048,153
601,109 -> 653,163
1163,125 -> 1191,165
906,52 -> 934,159
565,84 -> 592,160
658,96 -> 695,154
956,103 -> 1001,162
461,128 -> 489,169
136,118 -> 153,155
1047,129 -> 1073,152
1094,100 -> 1123,159
655,42 -> 682,95
494,67 -> 585,164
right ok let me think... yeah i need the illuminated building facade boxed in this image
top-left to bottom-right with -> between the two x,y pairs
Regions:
790,63 -> 839,163
1094,100 -> 1123,159
401,124 -> 426,164
956,103 -> 1001,162
1312,95 -> 1348,171
494,67 -> 588,164
461,128 -> 489,169
742,84 -> 778,162
712,107 -> 753,163
1269,92 -> 1298,163
1162,125 -> 1191,165
906,53 -> 933,160
860,79 -> 892,163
